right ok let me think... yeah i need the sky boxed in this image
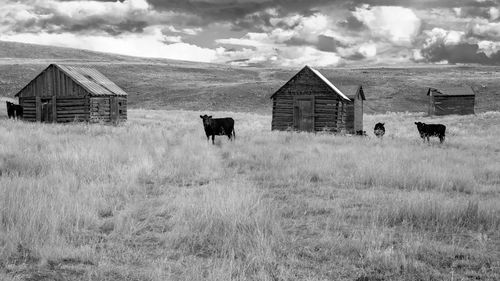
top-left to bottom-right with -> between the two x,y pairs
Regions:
1,0 -> 500,67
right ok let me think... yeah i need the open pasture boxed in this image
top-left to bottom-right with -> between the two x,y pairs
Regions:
1,109 -> 499,280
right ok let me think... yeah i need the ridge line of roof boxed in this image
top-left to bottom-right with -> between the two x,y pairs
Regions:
308,66 -> 351,101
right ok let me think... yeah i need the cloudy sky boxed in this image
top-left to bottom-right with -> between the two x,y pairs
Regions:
1,0 -> 500,67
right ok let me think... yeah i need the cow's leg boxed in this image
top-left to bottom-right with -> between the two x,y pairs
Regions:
212,135 -> 215,145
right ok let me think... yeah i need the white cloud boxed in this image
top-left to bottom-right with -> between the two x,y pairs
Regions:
471,22 -> 500,40
422,28 -> 466,47
490,7 -> 500,21
0,26 -> 217,62
353,5 -> 421,46
478,40 -> 500,56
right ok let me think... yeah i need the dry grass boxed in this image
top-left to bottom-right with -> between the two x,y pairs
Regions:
0,109 -> 499,280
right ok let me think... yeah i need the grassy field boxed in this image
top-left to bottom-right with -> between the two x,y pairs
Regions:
0,107 -> 499,281
2,41 -> 500,114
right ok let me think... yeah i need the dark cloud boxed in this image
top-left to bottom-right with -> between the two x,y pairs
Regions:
420,42 -> 500,64
316,35 -> 343,52
456,7 -> 492,19
337,15 -> 365,31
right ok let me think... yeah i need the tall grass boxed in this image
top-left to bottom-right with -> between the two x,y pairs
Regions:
0,110 -> 499,280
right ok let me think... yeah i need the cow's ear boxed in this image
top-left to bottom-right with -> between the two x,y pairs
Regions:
209,116 -> 212,119
200,115 -> 203,119
414,122 -> 418,125
382,123 -> 385,125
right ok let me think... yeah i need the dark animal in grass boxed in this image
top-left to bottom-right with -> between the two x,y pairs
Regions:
200,115 -> 235,144
6,101 -> 23,119
415,122 -> 446,143
374,123 -> 385,138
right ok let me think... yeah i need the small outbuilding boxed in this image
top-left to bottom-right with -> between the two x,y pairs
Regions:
270,65 -> 365,134
427,86 -> 475,116
15,64 -> 127,123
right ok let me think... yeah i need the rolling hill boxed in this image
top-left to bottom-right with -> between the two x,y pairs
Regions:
1,40 -> 499,114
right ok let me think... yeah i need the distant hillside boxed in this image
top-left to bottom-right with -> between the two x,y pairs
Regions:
1,41 -> 499,114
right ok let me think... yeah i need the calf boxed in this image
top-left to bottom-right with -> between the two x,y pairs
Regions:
414,122 -> 446,143
200,115 -> 235,144
374,123 -> 385,138
6,101 -> 23,119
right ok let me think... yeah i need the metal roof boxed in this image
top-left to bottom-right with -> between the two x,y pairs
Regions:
270,66 -> 351,101
15,64 -> 127,97
57,65 -> 127,96
427,86 -> 475,96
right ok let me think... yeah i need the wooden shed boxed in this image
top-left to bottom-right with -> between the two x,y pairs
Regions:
270,66 -> 365,134
15,64 -> 127,123
341,85 -> 366,134
427,86 -> 475,116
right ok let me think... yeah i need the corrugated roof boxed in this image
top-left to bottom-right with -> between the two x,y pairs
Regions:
57,65 -> 127,96
427,86 -> 475,96
15,64 -> 127,97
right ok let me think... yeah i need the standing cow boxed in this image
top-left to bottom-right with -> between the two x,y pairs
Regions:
415,122 -> 446,143
6,101 -> 23,119
374,123 -> 385,138
200,115 -> 235,144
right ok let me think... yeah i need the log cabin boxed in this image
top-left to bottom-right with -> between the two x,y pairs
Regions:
270,66 -> 365,134
15,64 -> 127,123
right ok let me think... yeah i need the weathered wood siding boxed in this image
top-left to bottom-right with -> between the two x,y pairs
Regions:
18,97 -> 36,122
271,67 -> 344,132
56,96 -> 89,122
16,65 -> 88,98
430,95 -> 475,115
89,97 -> 127,123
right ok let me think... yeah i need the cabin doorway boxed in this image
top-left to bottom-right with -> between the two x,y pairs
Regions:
40,98 -> 53,123
294,97 -> 314,132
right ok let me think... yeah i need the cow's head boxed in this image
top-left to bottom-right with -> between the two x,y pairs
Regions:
374,123 -> 385,130
200,115 -> 213,127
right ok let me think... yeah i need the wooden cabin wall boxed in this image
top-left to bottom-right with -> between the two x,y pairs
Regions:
56,96 -> 89,122
314,96 -> 339,132
18,97 -> 36,121
17,65 -> 88,98
354,98 -> 363,133
117,97 -> 127,121
271,97 -> 294,130
432,96 -> 475,115
344,102 -> 355,133
90,97 -> 111,123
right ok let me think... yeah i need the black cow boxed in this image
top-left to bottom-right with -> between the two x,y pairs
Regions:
415,122 -> 446,143
374,123 -> 385,138
6,101 -> 23,119
200,115 -> 235,144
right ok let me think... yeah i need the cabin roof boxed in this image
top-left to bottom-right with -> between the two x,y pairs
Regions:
427,86 -> 475,97
15,64 -> 127,97
270,66 -> 351,101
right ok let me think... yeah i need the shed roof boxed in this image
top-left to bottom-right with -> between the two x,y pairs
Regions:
427,86 -> 475,97
338,85 -> 365,100
270,66 -> 351,101
15,64 -> 127,97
